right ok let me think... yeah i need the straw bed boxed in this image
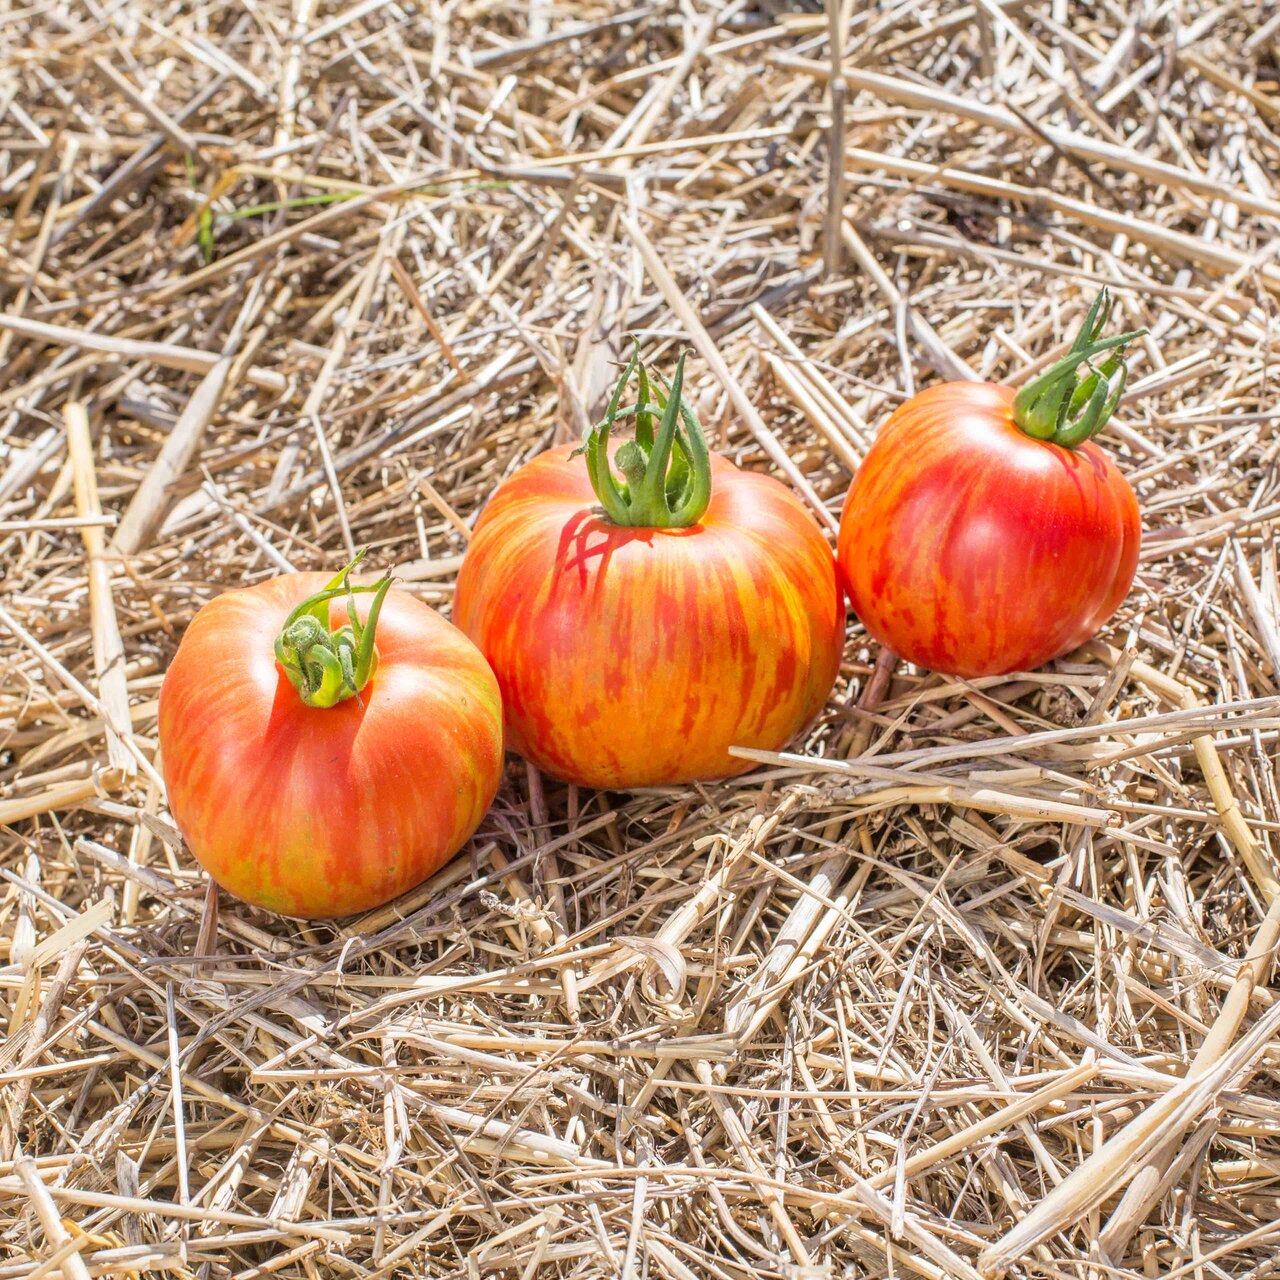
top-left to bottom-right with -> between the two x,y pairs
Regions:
3,2 -> 1280,1276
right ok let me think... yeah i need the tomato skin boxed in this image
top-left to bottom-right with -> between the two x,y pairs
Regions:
454,445 -> 845,788
837,382 -> 1140,678
158,575 -> 503,919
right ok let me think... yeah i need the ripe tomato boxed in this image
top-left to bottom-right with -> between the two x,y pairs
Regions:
838,290 -> 1143,678
159,558 -> 503,918
454,350 -> 844,788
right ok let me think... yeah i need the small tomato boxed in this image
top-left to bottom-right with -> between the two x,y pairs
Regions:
838,289 -> 1143,678
159,556 -> 503,918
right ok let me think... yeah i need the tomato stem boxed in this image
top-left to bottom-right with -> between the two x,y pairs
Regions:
274,550 -> 394,708
1012,288 -> 1147,448
576,343 -> 713,528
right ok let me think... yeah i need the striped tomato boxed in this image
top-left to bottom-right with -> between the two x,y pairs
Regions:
839,290 -> 1143,678
454,350 -> 844,789
159,557 -> 503,918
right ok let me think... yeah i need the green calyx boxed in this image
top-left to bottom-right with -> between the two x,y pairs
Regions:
274,550 -> 393,709
574,343 -> 713,528
1012,288 -> 1148,448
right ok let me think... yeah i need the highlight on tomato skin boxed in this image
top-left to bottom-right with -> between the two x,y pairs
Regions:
454,346 -> 846,790
837,289 -> 1144,679
157,555 -> 504,920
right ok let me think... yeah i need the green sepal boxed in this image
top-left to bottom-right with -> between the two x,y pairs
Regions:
576,344 -> 713,529
634,351 -> 655,451
1011,287 -> 1147,449
274,551 -> 392,709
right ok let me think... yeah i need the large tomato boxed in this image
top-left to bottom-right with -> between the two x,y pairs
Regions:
838,290 -> 1143,678
159,558 -> 503,918
454,351 -> 844,789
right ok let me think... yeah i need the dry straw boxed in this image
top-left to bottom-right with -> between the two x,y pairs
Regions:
3,1 -> 1280,1277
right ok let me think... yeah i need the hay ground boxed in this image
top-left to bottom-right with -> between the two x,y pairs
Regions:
4,1 -> 1280,1276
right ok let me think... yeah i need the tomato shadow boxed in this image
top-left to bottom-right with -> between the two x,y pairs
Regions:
262,665 -> 364,777
1042,438 -> 1112,499
552,507 -> 703,595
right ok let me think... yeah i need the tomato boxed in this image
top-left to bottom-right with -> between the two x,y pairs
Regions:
159,557 -> 503,918
454,350 -> 844,788
838,290 -> 1143,678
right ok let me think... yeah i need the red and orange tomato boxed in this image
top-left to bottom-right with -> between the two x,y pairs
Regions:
838,290 -> 1143,678
159,559 -> 503,918
455,351 -> 844,788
